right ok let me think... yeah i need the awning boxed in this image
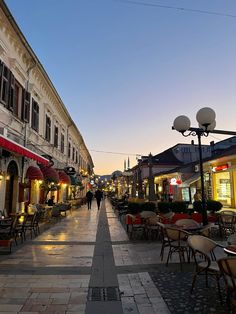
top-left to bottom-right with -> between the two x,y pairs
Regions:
0,134 -> 49,166
181,173 -> 200,187
26,166 -> 44,180
40,166 -> 59,183
58,170 -> 71,184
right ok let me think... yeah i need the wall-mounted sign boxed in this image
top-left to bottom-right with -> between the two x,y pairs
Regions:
212,164 -> 229,172
170,178 -> 182,185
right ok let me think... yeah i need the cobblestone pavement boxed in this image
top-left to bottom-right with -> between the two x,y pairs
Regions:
0,199 -> 231,313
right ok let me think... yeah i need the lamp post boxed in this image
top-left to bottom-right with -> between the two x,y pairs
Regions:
148,153 -> 156,202
173,107 -> 236,225
173,107 -> 217,225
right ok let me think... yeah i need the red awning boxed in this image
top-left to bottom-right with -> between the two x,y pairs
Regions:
26,166 -> 44,180
58,170 -> 71,184
0,134 -> 49,166
40,166 -> 59,183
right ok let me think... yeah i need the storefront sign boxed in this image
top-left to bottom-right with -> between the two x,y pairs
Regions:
170,178 -> 182,185
212,164 -> 229,172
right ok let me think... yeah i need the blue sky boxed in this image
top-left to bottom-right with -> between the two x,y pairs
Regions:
4,0 -> 236,174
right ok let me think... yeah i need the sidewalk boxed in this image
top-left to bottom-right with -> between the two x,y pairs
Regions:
0,199 -> 230,313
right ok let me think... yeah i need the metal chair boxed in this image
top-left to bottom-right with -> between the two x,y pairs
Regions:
218,257 -> 236,309
218,213 -> 236,238
175,218 -> 200,227
125,214 -> 145,239
187,235 -> 223,299
165,227 -> 190,270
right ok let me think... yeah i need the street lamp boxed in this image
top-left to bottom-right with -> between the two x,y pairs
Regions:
173,107 -> 216,225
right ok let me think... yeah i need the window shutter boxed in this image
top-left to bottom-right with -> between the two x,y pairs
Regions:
8,72 -> 15,111
21,89 -> 31,122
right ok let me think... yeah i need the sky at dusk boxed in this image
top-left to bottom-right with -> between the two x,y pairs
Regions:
4,0 -> 236,175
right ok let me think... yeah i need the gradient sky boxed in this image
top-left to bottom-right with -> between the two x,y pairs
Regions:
4,0 -> 236,175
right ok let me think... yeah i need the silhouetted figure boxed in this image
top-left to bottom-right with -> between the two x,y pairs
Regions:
95,189 -> 103,210
86,190 -> 93,210
47,196 -> 55,206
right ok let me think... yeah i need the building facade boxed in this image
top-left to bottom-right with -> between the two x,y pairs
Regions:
0,1 -> 93,215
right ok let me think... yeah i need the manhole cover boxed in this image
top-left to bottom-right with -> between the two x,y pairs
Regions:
88,287 -> 121,301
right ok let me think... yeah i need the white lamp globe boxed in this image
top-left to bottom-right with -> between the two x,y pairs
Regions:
198,120 -> 216,131
196,107 -> 216,127
173,115 -> 191,132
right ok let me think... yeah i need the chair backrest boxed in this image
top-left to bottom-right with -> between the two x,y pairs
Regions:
146,215 -> 163,225
175,219 -> 200,227
220,210 -> 236,215
187,235 -> 217,256
140,211 -> 156,219
227,233 -> 236,245
218,257 -> 236,290
165,227 -> 189,241
219,213 -> 236,226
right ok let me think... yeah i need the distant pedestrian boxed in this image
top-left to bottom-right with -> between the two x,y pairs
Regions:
86,190 -> 93,210
95,189 -> 103,210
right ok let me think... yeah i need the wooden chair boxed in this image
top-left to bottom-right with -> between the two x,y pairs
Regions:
218,257 -> 236,309
187,235 -> 223,299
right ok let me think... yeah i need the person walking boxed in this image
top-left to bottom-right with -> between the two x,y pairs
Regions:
95,189 -> 103,210
86,190 -> 93,210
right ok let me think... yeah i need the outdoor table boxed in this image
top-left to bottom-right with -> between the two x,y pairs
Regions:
165,223 -> 204,234
224,245 -> 236,256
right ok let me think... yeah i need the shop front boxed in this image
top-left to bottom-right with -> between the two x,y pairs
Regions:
211,163 -> 234,207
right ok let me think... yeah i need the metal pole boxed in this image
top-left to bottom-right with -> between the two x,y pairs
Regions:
197,132 -> 208,225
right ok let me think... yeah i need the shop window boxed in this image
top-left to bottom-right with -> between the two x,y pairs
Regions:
215,172 -> 231,206
45,115 -> 51,142
31,98 -> 39,132
54,126 -> 58,148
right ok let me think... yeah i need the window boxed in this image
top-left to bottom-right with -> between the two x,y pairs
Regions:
72,147 -> 75,161
8,72 -> 15,111
0,63 -> 10,106
61,133 -> 64,153
31,98 -> 39,132
21,89 -> 30,122
75,150 -> 78,163
13,81 -> 21,117
54,126 -> 58,148
68,142 -> 71,158
45,115 -> 51,142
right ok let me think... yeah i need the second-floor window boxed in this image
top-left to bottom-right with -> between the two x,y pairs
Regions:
45,115 -> 51,142
61,133 -> 64,153
21,89 -> 30,122
0,63 -> 10,106
68,142 -> 71,158
54,126 -> 58,148
72,147 -> 75,161
31,98 -> 39,132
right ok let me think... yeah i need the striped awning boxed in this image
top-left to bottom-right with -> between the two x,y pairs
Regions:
58,170 -> 71,184
26,166 -> 44,180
